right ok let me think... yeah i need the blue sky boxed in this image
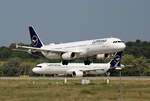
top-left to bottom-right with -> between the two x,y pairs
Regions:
0,0 -> 150,46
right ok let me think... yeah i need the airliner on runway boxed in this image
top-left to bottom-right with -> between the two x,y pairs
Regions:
32,51 -> 124,77
17,26 -> 126,65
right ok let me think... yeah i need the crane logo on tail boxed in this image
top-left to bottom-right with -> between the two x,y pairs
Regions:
32,35 -> 38,46
110,51 -> 123,69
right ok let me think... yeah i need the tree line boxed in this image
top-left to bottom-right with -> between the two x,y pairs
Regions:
0,40 -> 150,76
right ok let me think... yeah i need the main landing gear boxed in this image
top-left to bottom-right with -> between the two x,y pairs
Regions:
84,60 -> 91,65
62,60 -> 69,65
62,59 -> 91,65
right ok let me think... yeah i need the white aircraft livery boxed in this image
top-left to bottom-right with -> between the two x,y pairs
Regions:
17,26 -> 126,65
32,51 -> 124,77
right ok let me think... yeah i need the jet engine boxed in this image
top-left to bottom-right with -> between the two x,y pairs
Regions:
72,71 -> 84,77
61,52 -> 76,60
96,54 -> 109,60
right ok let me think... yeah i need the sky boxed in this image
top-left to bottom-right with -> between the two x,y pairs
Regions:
0,0 -> 150,46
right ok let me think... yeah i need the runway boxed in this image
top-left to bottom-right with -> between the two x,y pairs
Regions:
0,76 -> 150,80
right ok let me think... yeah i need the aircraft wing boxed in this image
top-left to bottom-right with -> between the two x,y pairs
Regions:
68,68 -> 105,73
16,45 -> 81,54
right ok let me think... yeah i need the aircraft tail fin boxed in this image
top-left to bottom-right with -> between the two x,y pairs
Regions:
29,26 -> 44,48
109,51 -> 123,69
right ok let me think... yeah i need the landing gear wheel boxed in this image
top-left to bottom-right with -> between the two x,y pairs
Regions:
84,60 -> 91,65
62,60 -> 69,65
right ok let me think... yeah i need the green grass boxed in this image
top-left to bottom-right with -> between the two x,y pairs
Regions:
0,61 -> 5,67
0,79 -> 150,101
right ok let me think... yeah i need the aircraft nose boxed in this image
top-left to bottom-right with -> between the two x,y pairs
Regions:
32,68 -> 41,73
114,43 -> 126,51
121,43 -> 126,50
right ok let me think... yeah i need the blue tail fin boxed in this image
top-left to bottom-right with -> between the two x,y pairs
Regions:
29,26 -> 44,48
110,51 -> 123,69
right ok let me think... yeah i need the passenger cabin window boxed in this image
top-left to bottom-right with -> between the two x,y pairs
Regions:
92,39 -> 107,44
48,64 -> 61,66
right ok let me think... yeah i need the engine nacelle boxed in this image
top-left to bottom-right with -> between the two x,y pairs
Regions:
72,71 -> 83,77
61,52 -> 76,60
96,54 -> 109,60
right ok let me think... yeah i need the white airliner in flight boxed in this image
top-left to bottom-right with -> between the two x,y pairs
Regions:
17,26 -> 126,65
32,51 -> 124,77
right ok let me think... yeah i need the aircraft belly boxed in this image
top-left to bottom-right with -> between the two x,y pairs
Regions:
86,65 -> 108,75
85,45 -> 103,56
87,70 -> 106,74
87,44 -> 115,55
46,67 -> 67,74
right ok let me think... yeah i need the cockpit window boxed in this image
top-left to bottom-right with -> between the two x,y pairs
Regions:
36,66 -> 42,68
113,41 -> 124,43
